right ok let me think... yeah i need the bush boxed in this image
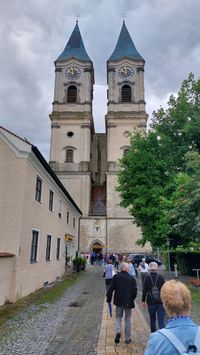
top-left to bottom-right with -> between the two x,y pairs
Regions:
163,250 -> 200,275
72,257 -> 87,271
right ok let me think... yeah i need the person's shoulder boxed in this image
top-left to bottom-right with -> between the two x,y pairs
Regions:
158,274 -> 165,281
144,330 -> 170,355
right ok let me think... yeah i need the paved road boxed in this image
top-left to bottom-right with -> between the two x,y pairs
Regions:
0,265 -> 105,355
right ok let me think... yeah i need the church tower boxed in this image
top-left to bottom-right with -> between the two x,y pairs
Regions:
49,21 -> 150,254
105,21 -> 148,252
49,21 -> 94,216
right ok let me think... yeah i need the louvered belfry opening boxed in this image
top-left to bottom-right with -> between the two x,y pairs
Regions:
66,148 -> 73,162
122,84 -> 132,102
67,85 -> 77,103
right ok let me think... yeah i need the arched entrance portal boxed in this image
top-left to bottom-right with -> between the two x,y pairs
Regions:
91,240 -> 104,254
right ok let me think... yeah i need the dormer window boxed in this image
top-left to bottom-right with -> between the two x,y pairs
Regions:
122,85 -> 132,102
67,85 -> 77,103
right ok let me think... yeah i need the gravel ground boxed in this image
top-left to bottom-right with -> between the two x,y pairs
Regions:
0,265 -> 105,355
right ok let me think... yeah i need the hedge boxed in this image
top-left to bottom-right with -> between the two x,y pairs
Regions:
163,250 -> 200,275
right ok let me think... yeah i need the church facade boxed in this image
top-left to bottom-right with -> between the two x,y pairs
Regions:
49,21 -> 150,254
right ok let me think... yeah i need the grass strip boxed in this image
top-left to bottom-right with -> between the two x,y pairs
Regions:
0,271 -> 84,327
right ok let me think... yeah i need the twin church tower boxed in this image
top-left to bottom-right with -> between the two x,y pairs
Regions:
49,21 -> 148,254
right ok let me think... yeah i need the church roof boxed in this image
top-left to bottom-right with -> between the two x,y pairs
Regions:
108,21 -> 144,62
57,21 -> 91,62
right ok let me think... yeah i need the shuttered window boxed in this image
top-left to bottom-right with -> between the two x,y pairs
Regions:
67,85 -> 77,102
66,149 -> 73,162
122,85 -> 132,102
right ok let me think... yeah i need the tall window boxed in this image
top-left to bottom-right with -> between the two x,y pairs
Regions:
46,235 -> 52,261
35,176 -> 42,202
66,149 -> 73,162
73,217 -> 76,229
67,85 -> 77,103
122,85 -> 132,102
49,190 -> 54,212
58,199 -> 62,218
30,230 -> 39,262
67,211 -> 69,224
56,238 -> 61,260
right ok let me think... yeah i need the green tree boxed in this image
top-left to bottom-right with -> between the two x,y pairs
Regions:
169,152 -> 200,245
117,73 -> 200,247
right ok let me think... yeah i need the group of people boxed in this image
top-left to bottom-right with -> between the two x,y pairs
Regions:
104,255 -> 200,354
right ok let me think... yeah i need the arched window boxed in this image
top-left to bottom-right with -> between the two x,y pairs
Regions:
122,85 -> 132,102
67,85 -> 77,103
66,148 -> 73,162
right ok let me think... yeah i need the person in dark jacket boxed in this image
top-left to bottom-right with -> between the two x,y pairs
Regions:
106,262 -> 137,344
142,262 -> 165,332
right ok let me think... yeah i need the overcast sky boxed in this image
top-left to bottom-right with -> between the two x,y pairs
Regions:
1,0 -> 200,160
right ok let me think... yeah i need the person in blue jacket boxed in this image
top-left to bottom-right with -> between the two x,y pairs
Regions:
144,280 -> 200,355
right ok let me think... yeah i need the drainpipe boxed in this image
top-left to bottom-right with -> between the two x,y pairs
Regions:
77,217 -> 81,257
106,216 -> 108,253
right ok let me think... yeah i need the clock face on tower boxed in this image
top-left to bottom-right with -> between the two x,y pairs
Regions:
118,66 -> 134,79
65,66 -> 81,80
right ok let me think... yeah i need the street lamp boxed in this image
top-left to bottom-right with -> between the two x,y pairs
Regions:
166,239 -> 171,278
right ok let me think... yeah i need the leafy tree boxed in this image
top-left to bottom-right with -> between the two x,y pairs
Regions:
117,73 -> 200,247
168,152 -> 200,245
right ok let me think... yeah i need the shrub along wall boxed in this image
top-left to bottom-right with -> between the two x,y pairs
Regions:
163,250 -> 200,275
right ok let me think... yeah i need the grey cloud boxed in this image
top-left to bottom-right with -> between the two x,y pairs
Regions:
0,0 -> 200,159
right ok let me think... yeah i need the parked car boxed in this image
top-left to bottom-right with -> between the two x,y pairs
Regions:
128,253 -> 162,267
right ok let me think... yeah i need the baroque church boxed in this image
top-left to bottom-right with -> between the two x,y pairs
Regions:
49,21 -> 149,254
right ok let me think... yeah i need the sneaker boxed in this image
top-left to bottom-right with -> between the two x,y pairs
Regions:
114,333 -> 121,344
125,339 -> 131,344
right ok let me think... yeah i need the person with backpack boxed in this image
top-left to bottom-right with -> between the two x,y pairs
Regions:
144,280 -> 200,355
142,261 -> 165,332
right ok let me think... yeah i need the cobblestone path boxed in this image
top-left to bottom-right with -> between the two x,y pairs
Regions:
0,265 -> 105,355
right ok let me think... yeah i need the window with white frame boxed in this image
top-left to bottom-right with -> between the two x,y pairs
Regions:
30,230 -> 39,262
46,235 -> 52,261
49,190 -> 54,211
67,211 -> 69,224
56,238 -> 61,260
35,176 -> 42,202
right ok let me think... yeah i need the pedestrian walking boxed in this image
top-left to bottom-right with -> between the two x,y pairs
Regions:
127,257 -> 136,277
114,253 -> 119,270
139,257 -> 149,286
142,262 -> 165,332
144,280 -> 200,355
103,259 -> 116,291
106,262 -> 137,344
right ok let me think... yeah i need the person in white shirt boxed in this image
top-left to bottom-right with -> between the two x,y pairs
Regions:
139,257 -> 149,286
127,257 -> 136,277
104,259 -> 116,291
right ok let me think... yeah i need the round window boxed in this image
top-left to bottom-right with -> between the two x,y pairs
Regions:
67,131 -> 74,137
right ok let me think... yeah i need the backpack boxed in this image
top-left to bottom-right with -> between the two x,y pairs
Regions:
149,274 -> 161,303
158,327 -> 200,354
